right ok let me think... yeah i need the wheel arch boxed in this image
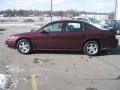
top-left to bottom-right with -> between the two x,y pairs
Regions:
15,38 -> 32,48
82,39 -> 102,50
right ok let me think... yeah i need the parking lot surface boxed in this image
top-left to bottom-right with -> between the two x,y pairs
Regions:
0,23 -> 120,90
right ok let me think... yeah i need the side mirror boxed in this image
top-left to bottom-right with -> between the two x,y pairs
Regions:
41,30 -> 49,34
31,29 -> 35,32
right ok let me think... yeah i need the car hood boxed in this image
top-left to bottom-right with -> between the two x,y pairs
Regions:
11,31 -> 39,37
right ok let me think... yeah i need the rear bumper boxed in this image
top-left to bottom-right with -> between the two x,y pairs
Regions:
111,39 -> 118,48
102,39 -> 118,49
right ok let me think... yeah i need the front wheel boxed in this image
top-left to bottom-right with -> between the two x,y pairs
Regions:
83,41 -> 100,56
17,39 -> 32,54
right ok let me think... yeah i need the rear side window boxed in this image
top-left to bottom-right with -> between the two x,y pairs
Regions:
64,22 -> 83,32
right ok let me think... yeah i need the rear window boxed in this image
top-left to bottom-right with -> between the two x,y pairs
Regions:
84,23 -> 109,31
84,23 -> 94,31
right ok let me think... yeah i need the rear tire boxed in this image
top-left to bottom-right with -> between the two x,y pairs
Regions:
17,39 -> 32,54
83,41 -> 100,56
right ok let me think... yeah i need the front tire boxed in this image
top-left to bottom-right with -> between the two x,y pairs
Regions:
83,41 -> 100,56
17,39 -> 32,54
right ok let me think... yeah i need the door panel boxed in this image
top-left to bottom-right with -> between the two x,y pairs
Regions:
58,22 -> 84,50
55,32 -> 84,50
33,22 -> 64,50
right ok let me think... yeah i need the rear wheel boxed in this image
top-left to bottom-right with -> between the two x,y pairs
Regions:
17,39 -> 32,54
83,41 -> 100,56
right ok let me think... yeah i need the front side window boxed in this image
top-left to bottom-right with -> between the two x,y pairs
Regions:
65,22 -> 82,32
43,23 -> 63,32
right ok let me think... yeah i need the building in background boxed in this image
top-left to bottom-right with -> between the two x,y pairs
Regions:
79,13 -> 109,21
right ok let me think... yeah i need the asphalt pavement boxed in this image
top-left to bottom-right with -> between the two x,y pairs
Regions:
0,23 -> 120,90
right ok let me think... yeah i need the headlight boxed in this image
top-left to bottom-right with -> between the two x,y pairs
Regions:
10,36 -> 16,39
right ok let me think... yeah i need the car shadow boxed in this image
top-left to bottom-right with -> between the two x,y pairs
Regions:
97,45 -> 120,56
111,45 -> 120,55
0,28 -> 6,31
31,46 -> 120,56
32,50 -> 83,55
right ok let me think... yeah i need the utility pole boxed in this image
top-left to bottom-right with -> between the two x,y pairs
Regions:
115,0 -> 118,19
51,0 -> 53,21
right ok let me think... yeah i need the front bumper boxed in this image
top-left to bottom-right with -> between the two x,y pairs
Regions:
5,39 -> 16,49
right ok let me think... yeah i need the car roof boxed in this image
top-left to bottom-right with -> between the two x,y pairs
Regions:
50,19 -> 86,23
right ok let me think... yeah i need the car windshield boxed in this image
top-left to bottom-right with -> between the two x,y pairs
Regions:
31,27 -> 41,32
32,24 -> 45,32
89,18 -> 100,24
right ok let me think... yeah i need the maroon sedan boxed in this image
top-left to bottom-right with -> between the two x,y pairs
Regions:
5,20 -> 118,56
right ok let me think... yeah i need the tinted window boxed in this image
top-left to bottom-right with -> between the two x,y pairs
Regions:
43,23 -> 63,32
65,22 -> 82,32
84,23 -> 94,31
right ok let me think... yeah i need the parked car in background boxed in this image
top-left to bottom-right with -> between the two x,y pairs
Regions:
20,19 -> 34,22
0,19 -> 5,22
6,20 -> 118,56
101,19 -> 120,35
72,17 -> 100,24
72,17 -> 109,29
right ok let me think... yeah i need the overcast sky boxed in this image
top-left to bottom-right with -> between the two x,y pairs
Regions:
0,0 -> 115,12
